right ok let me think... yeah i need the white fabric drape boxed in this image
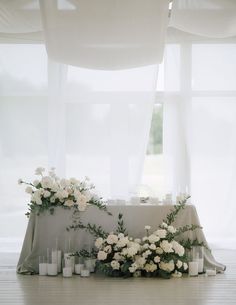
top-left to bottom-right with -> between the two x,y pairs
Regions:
170,0 -> 236,38
39,0 -> 169,69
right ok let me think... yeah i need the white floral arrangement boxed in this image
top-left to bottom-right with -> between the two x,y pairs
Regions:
19,167 -> 108,217
75,198 -> 204,279
95,222 -> 189,278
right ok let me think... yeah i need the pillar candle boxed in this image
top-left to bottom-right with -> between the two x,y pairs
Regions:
80,269 -> 90,277
63,267 -> 72,277
75,263 -> 84,275
188,261 -> 198,276
47,263 -> 58,276
39,263 -> 47,275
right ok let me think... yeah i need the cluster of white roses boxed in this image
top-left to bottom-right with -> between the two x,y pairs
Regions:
95,222 -> 188,278
19,167 -> 97,212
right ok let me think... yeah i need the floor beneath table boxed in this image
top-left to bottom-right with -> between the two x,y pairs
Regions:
0,250 -> 235,305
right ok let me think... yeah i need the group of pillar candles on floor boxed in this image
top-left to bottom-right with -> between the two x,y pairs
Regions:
188,246 -> 216,277
38,239 -> 95,278
38,239 -> 217,278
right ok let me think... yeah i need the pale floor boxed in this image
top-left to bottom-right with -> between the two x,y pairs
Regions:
0,250 -> 235,305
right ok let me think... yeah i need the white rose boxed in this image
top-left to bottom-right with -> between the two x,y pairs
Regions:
156,247 -> 163,254
111,260 -> 120,270
160,240 -> 173,253
113,253 -> 122,261
76,194 -> 88,211
60,178 -> 69,188
159,260 -> 175,272
129,263 -> 138,273
121,248 -> 128,256
104,245 -> 112,253
155,229 -> 167,239
64,199 -> 74,207
135,256 -> 146,268
142,250 -> 152,258
171,241 -> 185,257
70,177 -> 78,184
50,196 -> 56,203
97,251 -> 107,261
149,244 -> 156,250
117,237 -> 129,248
176,260 -> 183,269
168,226 -> 176,234
35,167 -> 45,176
183,262 -> 188,270
172,271 -> 182,278
134,238 -> 141,244
73,190 -> 81,200
161,222 -> 168,228
126,246 -> 138,257
148,234 -> 160,243
25,186 -> 33,194
142,236 -> 148,242
95,237 -> 104,249
106,234 -> 118,245
144,262 -> 157,273
41,176 -> 54,189
145,225 -> 151,230
154,255 -> 161,263
142,243 -> 149,250
43,190 -> 51,198
31,190 -> 42,205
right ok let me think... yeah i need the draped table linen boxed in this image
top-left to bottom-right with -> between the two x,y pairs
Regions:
17,204 -> 225,274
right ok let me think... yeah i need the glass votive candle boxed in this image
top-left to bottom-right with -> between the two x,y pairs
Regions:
64,253 -> 75,273
84,258 -> 96,273
39,256 -> 47,276
63,266 -> 72,277
205,268 -> 216,276
47,248 -> 58,276
192,246 -> 204,274
80,269 -> 90,277
188,261 -> 198,276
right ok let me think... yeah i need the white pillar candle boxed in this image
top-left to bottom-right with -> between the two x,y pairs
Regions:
205,269 -> 216,276
75,263 -> 84,275
64,253 -> 75,272
188,261 -> 198,276
80,269 -> 90,277
52,250 -> 58,264
63,267 -> 72,277
196,258 -> 204,273
57,250 -> 62,273
84,259 -> 96,273
39,263 -> 47,275
47,263 -> 58,276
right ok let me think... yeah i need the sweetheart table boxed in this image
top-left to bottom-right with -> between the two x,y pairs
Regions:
17,204 -> 226,274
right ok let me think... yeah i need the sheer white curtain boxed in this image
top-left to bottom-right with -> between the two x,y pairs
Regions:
163,27 -> 236,247
48,62 -> 159,200
0,1 -> 166,251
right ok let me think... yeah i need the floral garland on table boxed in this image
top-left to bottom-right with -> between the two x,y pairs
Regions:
77,197 -> 207,278
18,167 -> 111,217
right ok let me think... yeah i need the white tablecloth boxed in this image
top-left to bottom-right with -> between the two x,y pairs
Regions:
17,204 -> 226,274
